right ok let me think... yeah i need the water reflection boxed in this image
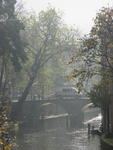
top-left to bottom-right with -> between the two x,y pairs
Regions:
10,110 -> 101,150
84,113 -> 102,125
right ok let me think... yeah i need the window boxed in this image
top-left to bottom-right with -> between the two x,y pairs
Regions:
63,89 -> 69,92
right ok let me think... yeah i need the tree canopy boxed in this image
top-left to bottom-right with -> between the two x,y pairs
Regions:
0,0 -> 28,92
67,7 -> 113,91
87,82 -> 112,112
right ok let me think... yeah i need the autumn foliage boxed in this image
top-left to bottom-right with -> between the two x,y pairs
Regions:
68,7 -> 113,91
0,95 -> 16,150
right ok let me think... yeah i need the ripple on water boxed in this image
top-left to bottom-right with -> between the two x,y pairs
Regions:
11,112 -> 102,150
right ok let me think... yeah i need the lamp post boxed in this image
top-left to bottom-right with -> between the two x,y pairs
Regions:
8,82 -> 11,102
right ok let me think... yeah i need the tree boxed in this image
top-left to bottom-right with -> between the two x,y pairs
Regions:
0,0 -> 28,93
0,0 -> 28,149
10,6 -> 79,120
87,82 -> 112,131
67,7 -> 113,92
66,7 -> 113,131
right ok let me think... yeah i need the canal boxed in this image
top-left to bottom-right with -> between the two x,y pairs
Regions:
10,108 -> 102,150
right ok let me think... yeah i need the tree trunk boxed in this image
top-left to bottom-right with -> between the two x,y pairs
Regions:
10,76 -> 36,120
0,67 -> 4,92
102,109 -> 106,132
107,110 -> 109,131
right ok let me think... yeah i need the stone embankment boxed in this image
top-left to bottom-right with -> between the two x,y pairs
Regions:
100,133 -> 113,150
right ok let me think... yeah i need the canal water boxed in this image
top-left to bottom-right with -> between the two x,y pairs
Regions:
10,108 -> 102,150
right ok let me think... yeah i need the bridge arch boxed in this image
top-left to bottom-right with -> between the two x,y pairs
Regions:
30,102 -> 68,123
81,103 -> 93,112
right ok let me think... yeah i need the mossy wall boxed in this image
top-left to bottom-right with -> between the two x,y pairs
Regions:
100,134 -> 113,150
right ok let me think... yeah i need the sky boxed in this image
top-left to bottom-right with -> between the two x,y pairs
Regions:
22,0 -> 113,34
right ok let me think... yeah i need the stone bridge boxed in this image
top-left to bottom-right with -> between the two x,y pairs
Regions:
11,97 -> 91,125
